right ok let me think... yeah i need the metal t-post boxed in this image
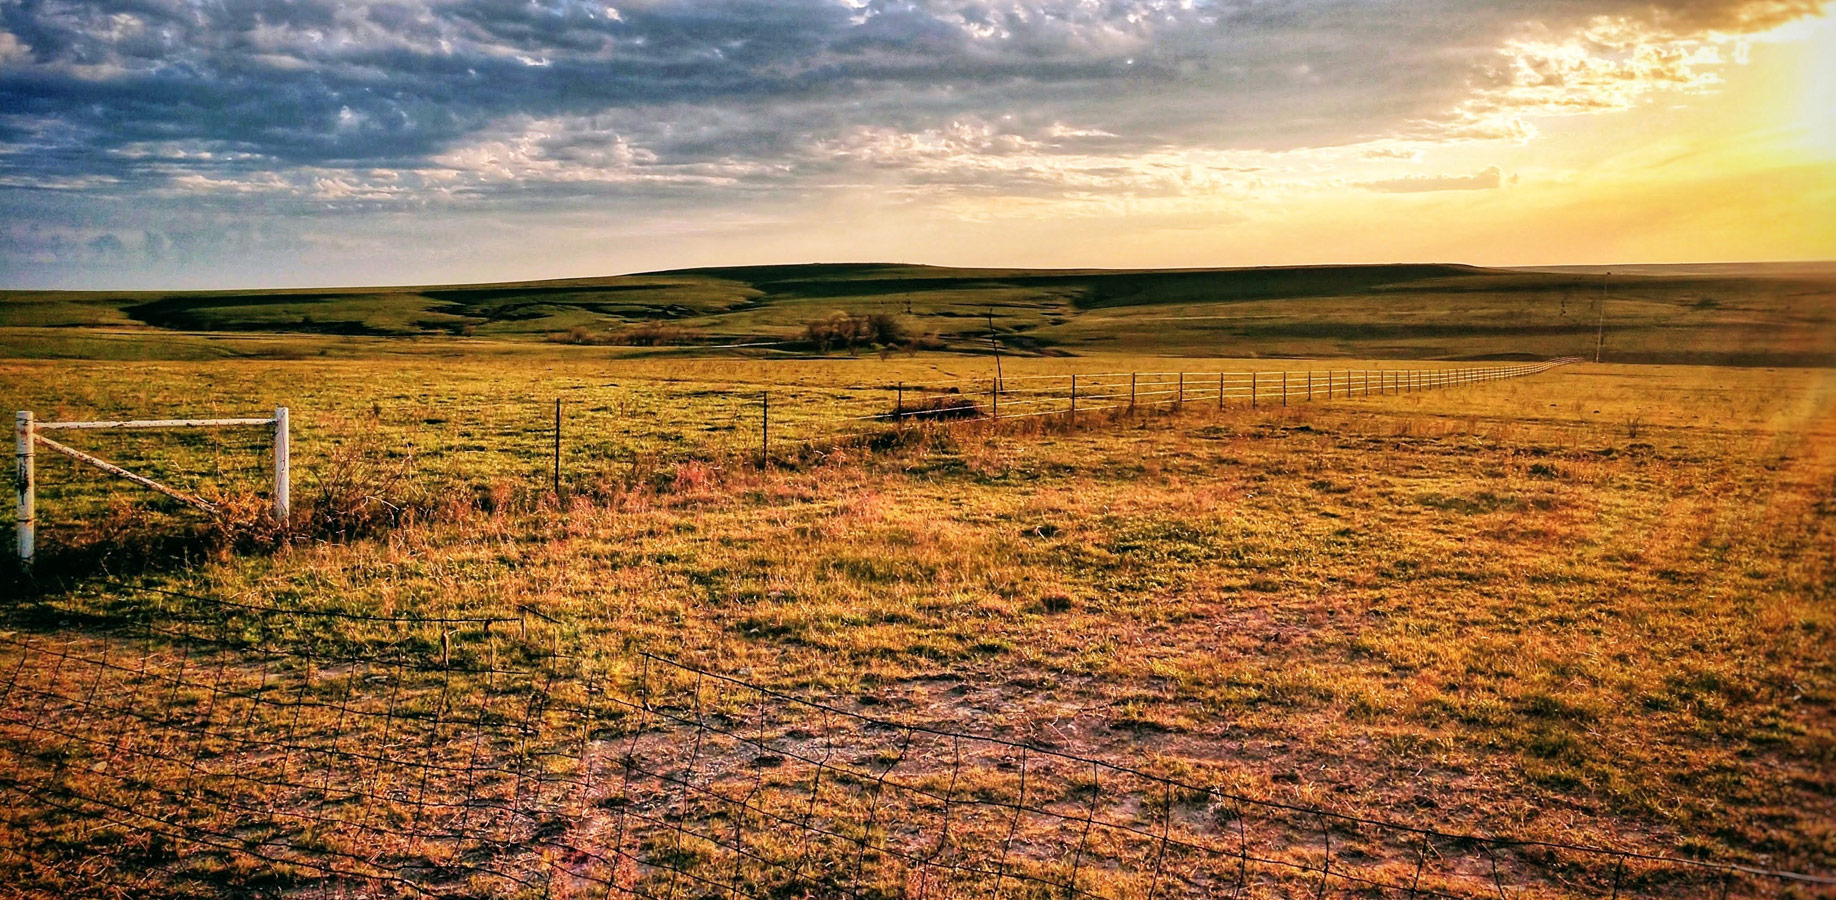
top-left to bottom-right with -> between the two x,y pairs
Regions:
16,411 -> 33,564
273,407 -> 290,522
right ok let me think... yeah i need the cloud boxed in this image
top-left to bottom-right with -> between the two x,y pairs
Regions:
0,0 -> 1824,283
1360,165 -> 1508,193
1362,148 -> 1425,161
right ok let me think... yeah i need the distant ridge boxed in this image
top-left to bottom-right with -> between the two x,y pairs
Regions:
2,261 -> 1831,366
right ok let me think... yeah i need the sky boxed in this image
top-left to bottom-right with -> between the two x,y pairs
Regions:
0,0 -> 1832,289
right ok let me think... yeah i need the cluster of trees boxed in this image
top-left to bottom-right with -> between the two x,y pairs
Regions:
547,322 -> 694,346
804,311 -> 913,354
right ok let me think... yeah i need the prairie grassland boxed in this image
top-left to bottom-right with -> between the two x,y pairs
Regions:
6,261 -> 1832,366
1,352 -> 1545,550
2,358 -> 1831,895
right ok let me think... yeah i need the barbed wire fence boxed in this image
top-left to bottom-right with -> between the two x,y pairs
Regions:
10,358 -> 1582,558
718,358 -> 1584,466
3,579 -> 1830,898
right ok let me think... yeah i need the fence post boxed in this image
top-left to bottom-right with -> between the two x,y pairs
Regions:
760,392 -> 770,468
1307,370 -> 1313,401
1283,372 -> 1288,407
1130,374 -> 1137,411
1069,375 -> 1077,426
896,381 -> 904,422
272,407 -> 290,523
1178,372 -> 1185,408
1217,372 -> 1224,411
15,411 -> 33,565
1250,372 -> 1257,408
991,377 -> 1000,421
552,398 -> 562,496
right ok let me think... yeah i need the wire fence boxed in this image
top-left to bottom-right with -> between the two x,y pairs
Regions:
2,582 -> 1829,898
12,358 -> 1580,551
755,358 -> 1583,463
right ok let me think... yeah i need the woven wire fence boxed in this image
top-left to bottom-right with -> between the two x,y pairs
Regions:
759,358 -> 1582,460
2,583 -> 1830,898
9,358 -> 1581,556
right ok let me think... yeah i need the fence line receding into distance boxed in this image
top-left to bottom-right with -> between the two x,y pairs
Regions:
751,358 -> 1579,463
13,361 -> 1574,558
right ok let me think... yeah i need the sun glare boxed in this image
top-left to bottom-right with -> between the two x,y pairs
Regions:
1800,14 -> 1836,158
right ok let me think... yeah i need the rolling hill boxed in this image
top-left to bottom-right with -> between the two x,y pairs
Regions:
2,261 -> 1832,365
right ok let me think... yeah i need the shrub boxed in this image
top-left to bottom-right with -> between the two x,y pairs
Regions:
805,312 -> 913,355
889,394 -> 983,422
619,322 -> 694,346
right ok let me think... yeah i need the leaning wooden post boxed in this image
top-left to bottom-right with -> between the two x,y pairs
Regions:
272,407 -> 290,523
16,411 -> 33,565
991,377 -> 1000,421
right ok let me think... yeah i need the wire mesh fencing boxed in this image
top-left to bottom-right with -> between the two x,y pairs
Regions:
0,585 -> 582,895
2,583 -> 1829,898
9,358 -> 1580,557
761,358 -> 1583,460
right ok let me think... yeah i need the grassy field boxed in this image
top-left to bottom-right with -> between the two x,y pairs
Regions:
0,352 -> 1562,551
4,260 -> 1834,365
0,348 -> 1831,896
1,259 -> 1832,898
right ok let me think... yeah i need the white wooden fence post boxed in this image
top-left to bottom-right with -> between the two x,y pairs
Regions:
273,407 -> 290,522
15,411 -> 32,565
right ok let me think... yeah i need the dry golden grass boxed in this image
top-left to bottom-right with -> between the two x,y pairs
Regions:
1,360 -> 1832,896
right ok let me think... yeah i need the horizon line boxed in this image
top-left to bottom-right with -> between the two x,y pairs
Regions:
6,257 -> 1834,295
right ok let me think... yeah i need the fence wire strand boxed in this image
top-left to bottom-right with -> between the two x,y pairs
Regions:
1,581 -> 1829,899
